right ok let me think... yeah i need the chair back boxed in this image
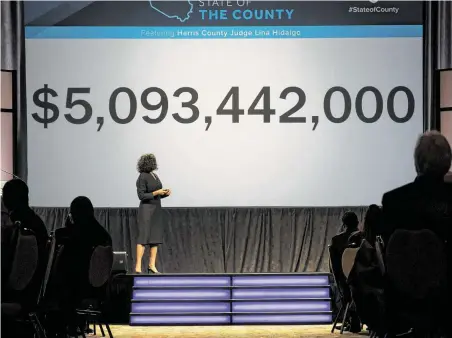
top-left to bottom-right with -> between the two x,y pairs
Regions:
328,245 -> 342,295
385,229 -> 447,332
8,225 -> 39,291
374,235 -> 385,275
88,246 -> 113,288
40,235 -> 57,300
347,238 -> 387,333
40,237 -> 67,302
385,229 -> 447,300
329,244 -> 354,305
341,247 -> 358,279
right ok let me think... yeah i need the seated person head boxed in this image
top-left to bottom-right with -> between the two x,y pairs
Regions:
69,196 -> 95,224
414,131 -> 451,178
2,179 -> 29,212
342,211 -> 359,232
363,204 -> 382,243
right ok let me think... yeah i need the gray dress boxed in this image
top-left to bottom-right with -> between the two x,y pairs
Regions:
136,172 -> 167,245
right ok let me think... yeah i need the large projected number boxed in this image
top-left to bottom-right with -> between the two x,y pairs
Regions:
323,86 -> 414,124
172,87 -> 200,124
32,85 -> 416,131
279,87 -> 307,124
216,87 -> 245,123
141,87 -> 168,124
248,87 -> 276,123
109,87 -> 137,124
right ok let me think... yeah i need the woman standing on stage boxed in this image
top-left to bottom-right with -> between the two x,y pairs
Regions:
135,153 -> 171,274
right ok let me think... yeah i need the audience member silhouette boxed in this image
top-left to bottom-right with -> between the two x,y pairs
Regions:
380,131 -> 452,336
1,179 -> 48,307
331,211 -> 360,269
57,196 -> 112,302
381,130 -> 452,249
1,196 -> 13,284
347,204 -> 382,248
50,196 -> 112,336
362,204 -> 382,245
330,211 -> 361,333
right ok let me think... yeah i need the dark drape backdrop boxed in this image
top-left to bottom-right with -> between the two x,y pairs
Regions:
1,1 -> 27,181
425,0 -> 452,130
33,207 -> 366,273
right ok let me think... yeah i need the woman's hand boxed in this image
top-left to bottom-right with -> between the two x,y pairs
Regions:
154,189 -> 167,196
164,189 -> 171,196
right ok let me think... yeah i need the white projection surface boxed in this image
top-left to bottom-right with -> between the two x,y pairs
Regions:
26,29 -> 423,207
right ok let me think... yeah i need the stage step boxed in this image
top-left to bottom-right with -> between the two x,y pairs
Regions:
129,273 -> 332,326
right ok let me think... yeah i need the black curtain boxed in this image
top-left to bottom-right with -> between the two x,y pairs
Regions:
424,1 -> 452,130
1,1 -> 27,181
33,207 -> 366,273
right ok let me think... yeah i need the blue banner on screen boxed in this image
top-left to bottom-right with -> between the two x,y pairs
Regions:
25,25 -> 423,39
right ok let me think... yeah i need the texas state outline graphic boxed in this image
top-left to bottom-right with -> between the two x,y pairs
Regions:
149,1 -> 194,23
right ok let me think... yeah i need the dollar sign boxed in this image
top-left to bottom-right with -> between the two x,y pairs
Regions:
32,84 -> 59,129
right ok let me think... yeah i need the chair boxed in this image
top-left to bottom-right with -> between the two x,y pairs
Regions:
76,245 -> 114,338
329,245 -> 358,334
342,247 -> 359,279
329,245 -> 342,333
368,235 -> 385,338
338,247 -> 360,334
40,236 -> 86,337
1,226 -> 47,338
385,229 -> 447,336
40,234 -> 57,300
347,238 -> 388,338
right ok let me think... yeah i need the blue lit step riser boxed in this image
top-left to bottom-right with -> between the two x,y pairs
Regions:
232,313 -> 332,324
130,274 -> 332,325
129,314 -> 333,326
133,275 -> 329,288
133,287 -> 329,300
131,300 -> 331,313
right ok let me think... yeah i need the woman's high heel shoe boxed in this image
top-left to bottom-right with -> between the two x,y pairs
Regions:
147,267 -> 161,274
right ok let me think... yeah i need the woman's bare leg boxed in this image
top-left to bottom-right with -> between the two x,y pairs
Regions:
135,244 -> 145,273
149,245 -> 158,272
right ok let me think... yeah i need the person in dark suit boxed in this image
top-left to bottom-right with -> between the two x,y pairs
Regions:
50,196 -> 112,337
330,211 -> 361,333
381,131 -> 452,246
1,179 -> 49,307
57,196 -> 112,291
381,131 -> 451,336
2,179 -> 48,249
135,154 -> 171,274
331,211 -> 360,270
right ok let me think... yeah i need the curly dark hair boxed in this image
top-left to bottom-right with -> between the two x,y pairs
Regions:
414,131 -> 451,177
137,153 -> 158,173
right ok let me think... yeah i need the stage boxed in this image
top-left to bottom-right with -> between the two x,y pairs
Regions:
106,273 -> 335,326
107,324 -> 361,338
